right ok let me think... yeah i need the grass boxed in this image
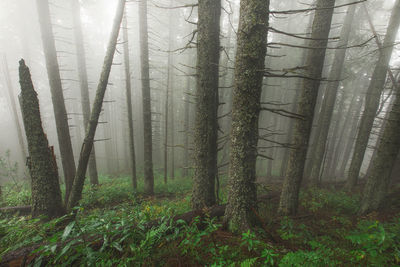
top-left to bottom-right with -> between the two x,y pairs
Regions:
0,174 -> 399,266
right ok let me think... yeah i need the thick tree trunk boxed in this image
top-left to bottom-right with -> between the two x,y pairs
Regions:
278,0 -> 335,216
1,55 -> 27,162
346,0 -> 400,191
191,0 -> 221,209
71,0 -> 99,186
18,59 -> 64,219
122,14 -> 137,189
308,4 -> 356,185
36,0 -> 76,203
139,0 -> 154,195
67,0 -> 125,211
223,0 -> 269,232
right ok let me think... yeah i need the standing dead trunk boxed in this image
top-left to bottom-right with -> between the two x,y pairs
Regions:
191,0 -> 221,210
18,59 -> 64,219
346,0 -> 400,191
122,14 -> 137,189
1,55 -> 27,162
138,0 -> 154,195
71,0 -> 99,186
223,0 -> 269,232
36,0 -> 76,202
308,4 -> 356,185
67,0 -> 125,211
278,0 -> 335,216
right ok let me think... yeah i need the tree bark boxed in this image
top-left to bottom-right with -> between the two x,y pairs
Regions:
138,0 -> 154,195
278,0 -> 335,216
360,79 -> 400,214
67,0 -> 125,211
346,0 -> 400,191
223,0 -> 269,232
36,0 -> 76,203
18,59 -> 64,219
122,14 -> 137,189
308,4 -> 356,185
71,0 -> 99,186
191,0 -> 221,209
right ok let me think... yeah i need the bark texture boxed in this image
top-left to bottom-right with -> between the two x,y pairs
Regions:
139,0 -> 155,195
67,0 -> 125,210
123,14 -> 137,189
36,0 -> 76,202
278,0 -> 335,216
223,0 -> 269,232
18,59 -> 64,219
71,0 -> 99,186
346,0 -> 400,190
191,0 -> 221,209
309,4 -> 356,184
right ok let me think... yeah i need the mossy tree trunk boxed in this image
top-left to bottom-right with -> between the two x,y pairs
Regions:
308,4 -> 356,185
71,0 -> 99,186
36,0 -> 76,203
122,13 -> 137,189
191,0 -> 221,209
138,0 -> 154,195
18,59 -> 64,219
67,0 -> 125,211
278,0 -> 335,216
346,0 -> 400,191
223,0 -> 269,232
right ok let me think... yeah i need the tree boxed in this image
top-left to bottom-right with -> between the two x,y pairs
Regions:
308,3 -> 356,185
346,0 -> 400,191
67,0 -> 125,211
18,59 -> 64,219
36,0 -> 76,202
138,0 -> 155,195
223,0 -> 269,231
122,13 -> 137,189
278,0 -> 336,216
191,0 -> 221,209
71,0 -> 99,186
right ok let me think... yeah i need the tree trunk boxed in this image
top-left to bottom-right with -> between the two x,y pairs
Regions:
71,0 -> 99,186
67,0 -> 125,211
223,0 -> 269,232
360,79 -> 400,214
122,14 -> 137,189
36,0 -> 76,203
18,59 -> 64,219
346,0 -> 400,191
191,0 -> 221,209
308,4 -> 356,185
278,0 -> 335,216
138,0 -> 154,195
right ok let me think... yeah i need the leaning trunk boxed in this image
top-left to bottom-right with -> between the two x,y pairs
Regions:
67,0 -> 125,210
278,0 -> 335,216
346,0 -> 400,190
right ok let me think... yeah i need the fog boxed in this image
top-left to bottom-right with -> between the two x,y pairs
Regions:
0,0 -> 399,187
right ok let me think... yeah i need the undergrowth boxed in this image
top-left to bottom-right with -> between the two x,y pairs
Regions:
0,175 -> 399,266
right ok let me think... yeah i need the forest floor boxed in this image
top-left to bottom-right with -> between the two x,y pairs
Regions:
0,174 -> 399,266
